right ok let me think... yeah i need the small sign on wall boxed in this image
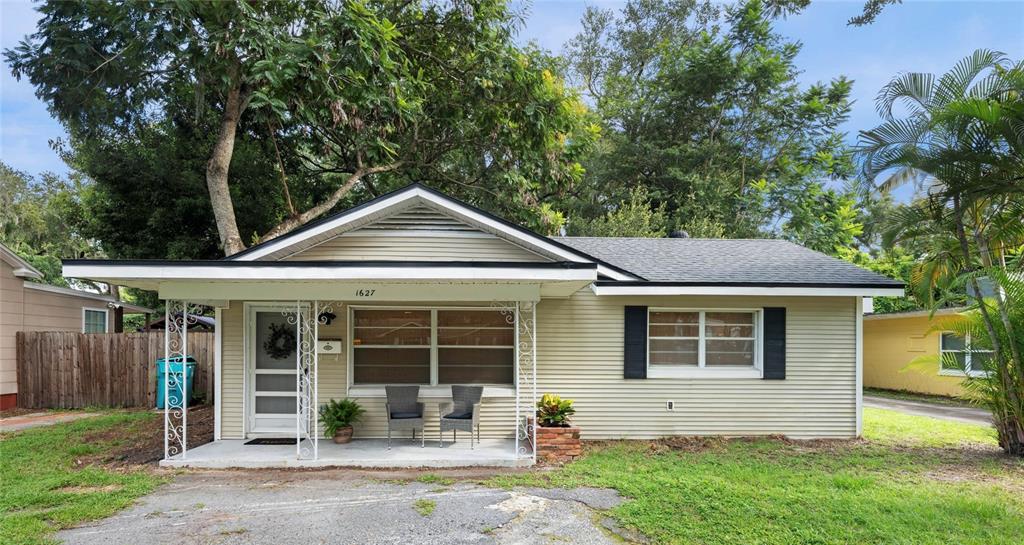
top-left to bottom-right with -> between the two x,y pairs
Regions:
318,339 -> 343,354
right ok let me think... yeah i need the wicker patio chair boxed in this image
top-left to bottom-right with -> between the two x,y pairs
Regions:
385,385 -> 424,449
439,385 -> 483,449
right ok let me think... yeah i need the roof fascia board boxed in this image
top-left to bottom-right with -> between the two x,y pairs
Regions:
63,262 -> 598,282
863,307 -> 967,321
0,244 -> 43,279
591,284 -> 906,297
22,281 -> 155,312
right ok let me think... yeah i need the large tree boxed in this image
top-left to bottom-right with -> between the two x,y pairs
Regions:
0,162 -> 96,286
858,50 -> 1024,454
559,0 -> 853,239
7,0 -> 594,255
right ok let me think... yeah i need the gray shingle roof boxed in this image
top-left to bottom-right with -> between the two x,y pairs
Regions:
555,237 -> 903,287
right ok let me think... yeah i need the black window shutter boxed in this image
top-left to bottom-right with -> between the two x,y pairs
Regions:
763,307 -> 786,380
623,306 -> 648,379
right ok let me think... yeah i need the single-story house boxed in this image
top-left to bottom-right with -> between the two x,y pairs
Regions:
864,308 -> 978,398
1,243 -> 153,409
63,184 -> 903,467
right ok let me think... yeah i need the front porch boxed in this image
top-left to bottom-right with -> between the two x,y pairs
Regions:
160,437 -> 525,469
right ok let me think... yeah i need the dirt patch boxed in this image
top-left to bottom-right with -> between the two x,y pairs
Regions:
924,466 -> 1024,494
57,484 -> 124,494
0,407 -> 43,418
83,405 -> 214,467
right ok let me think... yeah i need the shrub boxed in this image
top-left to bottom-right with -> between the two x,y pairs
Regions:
536,393 -> 575,427
318,398 -> 365,437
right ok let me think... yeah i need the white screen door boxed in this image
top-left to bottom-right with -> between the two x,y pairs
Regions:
249,309 -> 298,435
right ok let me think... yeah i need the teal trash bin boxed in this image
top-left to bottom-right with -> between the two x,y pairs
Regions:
156,356 -> 197,409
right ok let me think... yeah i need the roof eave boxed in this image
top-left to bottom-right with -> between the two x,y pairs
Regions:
591,281 -> 905,297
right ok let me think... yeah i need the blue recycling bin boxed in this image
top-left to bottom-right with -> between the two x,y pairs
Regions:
156,356 -> 197,409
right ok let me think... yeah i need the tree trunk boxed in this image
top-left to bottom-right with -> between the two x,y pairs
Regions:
207,84 -> 247,256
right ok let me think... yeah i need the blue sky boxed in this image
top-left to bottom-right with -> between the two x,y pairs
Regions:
2,0 -> 1023,182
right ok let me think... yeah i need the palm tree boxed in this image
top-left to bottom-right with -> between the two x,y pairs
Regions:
857,49 -> 1024,454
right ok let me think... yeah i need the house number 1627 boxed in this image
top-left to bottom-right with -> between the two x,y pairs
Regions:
355,289 -> 376,297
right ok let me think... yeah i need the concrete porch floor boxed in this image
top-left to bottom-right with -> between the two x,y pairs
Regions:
160,437 -> 528,469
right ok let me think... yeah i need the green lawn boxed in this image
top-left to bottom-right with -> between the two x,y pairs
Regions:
4,407 -> 1022,545
0,411 -> 164,545
492,408 -> 1024,545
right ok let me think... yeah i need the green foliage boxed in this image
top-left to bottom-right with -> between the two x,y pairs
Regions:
0,162 -> 101,286
491,409 -> 1018,545
412,498 -> 436,517
63,117 -> 285,260
6,0 -> 597,249
536,393 -> 576,427
0,411 -> 164,545
318,398 -> 365,437
781,184 -> 863,255
935,271 -> 1024,455
568,186 -> 668,237
563,0 -> 853,239
848,0 -> 902,26
858,50 -> 1024,454
839,247 -> 922,314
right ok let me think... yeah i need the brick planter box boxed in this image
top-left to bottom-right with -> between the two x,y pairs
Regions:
536,425 -> 581,464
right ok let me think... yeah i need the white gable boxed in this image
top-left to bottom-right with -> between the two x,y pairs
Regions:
230,186 -> 639,280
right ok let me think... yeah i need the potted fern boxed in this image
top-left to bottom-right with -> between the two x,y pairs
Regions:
318,398 -> 365,444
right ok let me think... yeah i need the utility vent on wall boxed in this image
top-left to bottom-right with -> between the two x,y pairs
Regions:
351,205 -> 479,234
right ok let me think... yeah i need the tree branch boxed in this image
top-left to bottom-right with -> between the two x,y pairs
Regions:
258,161 -> 404,242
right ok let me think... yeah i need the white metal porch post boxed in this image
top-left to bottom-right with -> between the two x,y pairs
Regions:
512,300 -> 538,463
291,301 -> 319,461
163,300 -> 190,460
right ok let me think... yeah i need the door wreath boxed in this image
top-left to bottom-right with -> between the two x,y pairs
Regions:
264,322 -> 296,359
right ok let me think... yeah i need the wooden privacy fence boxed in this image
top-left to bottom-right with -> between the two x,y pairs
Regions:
16,331 -> 215,409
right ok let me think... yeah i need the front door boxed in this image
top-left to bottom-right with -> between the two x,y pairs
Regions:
249,308 -> 298,435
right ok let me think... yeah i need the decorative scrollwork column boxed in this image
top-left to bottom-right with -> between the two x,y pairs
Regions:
517,301 -> 537,463
283,302 -> 321,461
491,300 -> 537,463
164,300 -> 200,460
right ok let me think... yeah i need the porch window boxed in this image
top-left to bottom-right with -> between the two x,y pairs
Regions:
352,310 -> 431,384
648,309 -> 758,372
940,333 -> 992,377
351,308 -> 514,385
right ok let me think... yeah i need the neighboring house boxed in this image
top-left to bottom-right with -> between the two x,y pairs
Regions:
0,243 -> 153,409
63,184 -> 903,466
863,308 -> 982,398
139,313 -> 217,332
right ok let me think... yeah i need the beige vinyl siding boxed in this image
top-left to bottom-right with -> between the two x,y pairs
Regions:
217,292 -> 857,440
536,291 -> 858,439
1,261 -> 26,395
1,261 -> 117,397
220,304 -> 244,438
282,234 -> 549,262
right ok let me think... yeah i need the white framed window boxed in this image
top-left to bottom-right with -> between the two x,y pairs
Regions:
349,307 -> 514,386
939,332 -> 992,377
82,307 -> 108,333
647,308 -> 762,378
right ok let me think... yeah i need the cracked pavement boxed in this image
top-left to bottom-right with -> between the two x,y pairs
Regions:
57,470 -> 631,545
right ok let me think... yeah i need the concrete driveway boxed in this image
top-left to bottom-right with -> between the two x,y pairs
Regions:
57,470 -> 635,545
864,395 -> 992,426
